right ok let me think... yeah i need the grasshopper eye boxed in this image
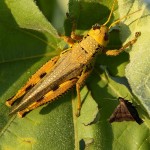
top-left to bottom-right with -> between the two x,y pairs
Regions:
92,24 -> 101,30
104,32 -> 109,41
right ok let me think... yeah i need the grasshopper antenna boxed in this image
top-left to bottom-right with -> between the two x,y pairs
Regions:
109,9 -> 141,29
102,0 -> 141,28
103,0 -> 117,26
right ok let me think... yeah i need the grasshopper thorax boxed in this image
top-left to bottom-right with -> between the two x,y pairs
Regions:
88,24 -> 109,47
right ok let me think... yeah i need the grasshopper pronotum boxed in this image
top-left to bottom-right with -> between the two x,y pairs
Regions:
6,0 -> 141,117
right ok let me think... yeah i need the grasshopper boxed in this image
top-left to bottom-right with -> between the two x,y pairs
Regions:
6,0 -> 141,117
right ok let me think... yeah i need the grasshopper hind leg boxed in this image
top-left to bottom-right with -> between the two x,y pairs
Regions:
16,78 -> 78,117
6,56 -> 59,107
17,65 -> 93,118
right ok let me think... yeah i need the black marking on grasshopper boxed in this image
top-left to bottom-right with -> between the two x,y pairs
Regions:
6,96 -> 14,101
92,45 -> 104,57
40,72 -> 47,79
83,34 -> 89,39
81,47 -> 88,54
37,96 -> 45,102
21,112 -> 28,118
91,51 -> 98,58
52,85 -> 60,91
25,84 -> 34,92
97,45 -> 104,51
6,96 -> 14,104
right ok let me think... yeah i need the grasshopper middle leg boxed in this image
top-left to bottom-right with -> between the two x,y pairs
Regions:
75,65 -> 93,117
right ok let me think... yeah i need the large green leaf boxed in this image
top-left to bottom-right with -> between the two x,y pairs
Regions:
0,0 -> 149,150
118,0 -> 150,117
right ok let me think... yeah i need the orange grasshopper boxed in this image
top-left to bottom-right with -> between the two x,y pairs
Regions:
6,0 -> 141,117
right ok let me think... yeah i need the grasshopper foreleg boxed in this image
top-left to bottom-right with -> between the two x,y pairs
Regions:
70,20 -> 83,41
104,32 -> 141,56
60,14 -> 83,47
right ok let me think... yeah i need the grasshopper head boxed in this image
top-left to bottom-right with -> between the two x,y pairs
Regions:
88,24 -> 109,47
88,0 -> 140,48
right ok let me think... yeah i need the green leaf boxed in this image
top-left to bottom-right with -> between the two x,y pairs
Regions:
117,1 -> 150,117
0,0 -> 150,150
5,0 -> 58,36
